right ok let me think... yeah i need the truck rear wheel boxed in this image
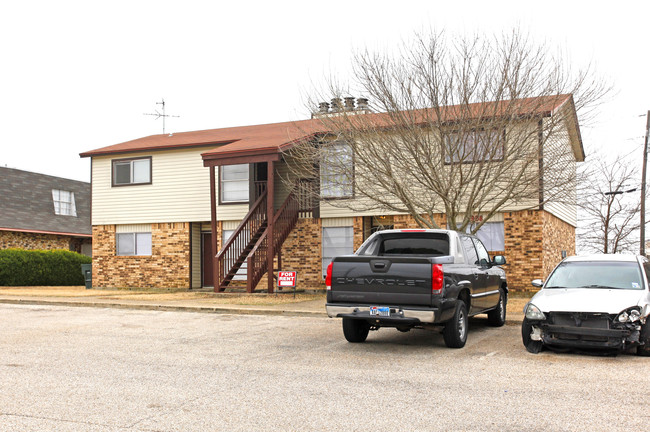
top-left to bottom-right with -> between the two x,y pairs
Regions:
342,318 -> 370,343
443,300 -> 468,348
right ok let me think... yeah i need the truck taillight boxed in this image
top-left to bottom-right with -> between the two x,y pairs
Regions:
326,262 -> 333,290
432,264 -> 443,295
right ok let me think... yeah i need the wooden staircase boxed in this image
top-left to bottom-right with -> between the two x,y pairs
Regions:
215,187 -> 303,292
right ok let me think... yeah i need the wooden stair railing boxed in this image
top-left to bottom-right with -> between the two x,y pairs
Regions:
215,190 -> 268,291
245,190 -> 301,292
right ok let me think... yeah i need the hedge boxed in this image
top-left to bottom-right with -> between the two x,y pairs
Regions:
0,249 -> 92,286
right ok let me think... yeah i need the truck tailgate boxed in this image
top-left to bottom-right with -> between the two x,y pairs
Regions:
329,256 -> 433,306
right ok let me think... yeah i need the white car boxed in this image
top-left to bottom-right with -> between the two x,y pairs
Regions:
522,254 -> 650,355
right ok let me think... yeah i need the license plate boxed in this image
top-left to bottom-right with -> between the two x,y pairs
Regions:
370,306 -> 390,317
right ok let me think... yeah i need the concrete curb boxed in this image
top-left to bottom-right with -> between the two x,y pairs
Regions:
0,298 -> 328,318
0,297 -> 524,324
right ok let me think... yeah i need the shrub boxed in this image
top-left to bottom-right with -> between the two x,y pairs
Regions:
0,249 -> 92,286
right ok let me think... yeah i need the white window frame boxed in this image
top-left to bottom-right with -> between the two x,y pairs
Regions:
52,189 -> 77,216
220,164 -> 249,203
116,232 -> 152,256
322,226 -> 354,278
472,221 -> 505,251
112,157 -> 151,186
320,143 -> 354,198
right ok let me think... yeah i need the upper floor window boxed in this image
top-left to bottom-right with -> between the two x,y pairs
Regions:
112,157 -> 151,186
220,164 -> 249,203
52,189 -> 76,216
320,143 -> 353,198
444,128 -> 504,164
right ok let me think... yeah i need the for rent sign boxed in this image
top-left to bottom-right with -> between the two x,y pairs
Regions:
278,271 -> 297,288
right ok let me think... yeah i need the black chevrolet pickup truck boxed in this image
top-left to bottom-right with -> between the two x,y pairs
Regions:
325,229 -> 508,348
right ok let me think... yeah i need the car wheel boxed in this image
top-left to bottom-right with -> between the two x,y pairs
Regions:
342,318 -> 370,343
443,300 -> 468,348
521,317 -> 544,354
487,288 -> 506,327
637,345 -> 650,356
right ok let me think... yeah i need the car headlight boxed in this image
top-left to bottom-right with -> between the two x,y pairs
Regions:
616,307 -> 641,323
524,303 -> 546,320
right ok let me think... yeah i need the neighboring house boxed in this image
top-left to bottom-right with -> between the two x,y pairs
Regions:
0,167 -> 92,255
80,95 -> 583,292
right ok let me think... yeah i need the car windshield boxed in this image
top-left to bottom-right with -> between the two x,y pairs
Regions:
545,261 -> 644,290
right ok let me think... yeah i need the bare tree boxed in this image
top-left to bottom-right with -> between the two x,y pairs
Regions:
578,155 -> 641,254
285,30 -> 609,233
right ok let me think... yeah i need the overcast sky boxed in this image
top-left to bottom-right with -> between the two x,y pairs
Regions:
1,0 -> 648,182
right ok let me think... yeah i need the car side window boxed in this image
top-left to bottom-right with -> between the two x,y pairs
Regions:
472,238 -> 490,267
461,235 -> 479,265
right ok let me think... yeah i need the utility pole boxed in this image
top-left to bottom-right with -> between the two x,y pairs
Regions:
641,110 -> 650,256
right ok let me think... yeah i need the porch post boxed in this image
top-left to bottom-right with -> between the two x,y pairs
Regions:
210,166 -> 219,292
267,160 -> 274,293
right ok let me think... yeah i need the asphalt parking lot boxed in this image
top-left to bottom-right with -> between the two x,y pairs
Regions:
1,304 -> 648,431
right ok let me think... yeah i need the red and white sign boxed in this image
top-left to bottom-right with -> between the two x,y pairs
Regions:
278,271 -> 297,287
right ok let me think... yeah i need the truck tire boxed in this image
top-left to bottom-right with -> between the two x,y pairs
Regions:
443,300 -> 468,348
521,318 -> 544,354
342,318 -> 370,343
487,288 -> 506,327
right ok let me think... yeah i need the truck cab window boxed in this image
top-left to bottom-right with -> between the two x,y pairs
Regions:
461,235 -> 479,265
472,238 -> 490,267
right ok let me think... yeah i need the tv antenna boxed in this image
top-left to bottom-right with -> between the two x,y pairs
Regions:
144,99 -> 180,134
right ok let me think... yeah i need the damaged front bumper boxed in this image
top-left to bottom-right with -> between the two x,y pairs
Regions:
530,312 -> 646,351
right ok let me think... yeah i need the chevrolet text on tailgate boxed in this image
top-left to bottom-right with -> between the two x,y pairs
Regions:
325,229 -> 508,348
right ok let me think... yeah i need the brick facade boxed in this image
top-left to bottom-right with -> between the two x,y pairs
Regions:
91,210 -> 574,293
542,211 -> 576,279
0,230 -> 90,253
277,218 -> 323,289
92,223 -> 190,289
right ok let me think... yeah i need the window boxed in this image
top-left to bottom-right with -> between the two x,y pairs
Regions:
220,164 -> 249,203
112,157 -> 151,186
52,189 -> 76,216
461,235 -> 479,265
546,261 -> 643,290
472,238 -> 490,266
322,226 -> 353,277
473,222 -> 505,251
116,232 -> 152,256
379,233 -> 449,256
320,143 -> 353,198
222,229 -> 248,279
444,128 -> 504,163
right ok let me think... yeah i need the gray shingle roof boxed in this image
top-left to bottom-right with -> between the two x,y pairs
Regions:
0,167 -> 91,236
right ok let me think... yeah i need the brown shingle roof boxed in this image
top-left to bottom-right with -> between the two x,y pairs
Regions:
80,95 -> 578,160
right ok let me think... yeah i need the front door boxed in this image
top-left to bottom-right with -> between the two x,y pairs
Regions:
201,232 -> 214,287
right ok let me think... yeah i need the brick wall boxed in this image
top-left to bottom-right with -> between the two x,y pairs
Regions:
0,230 -> 81,251
542,211 -> 576,279
250,217 -> 323,291
503,210 -> 543,292
92,223 -> 190,289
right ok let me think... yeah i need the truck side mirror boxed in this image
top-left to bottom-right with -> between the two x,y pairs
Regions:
492,255 -> 506,266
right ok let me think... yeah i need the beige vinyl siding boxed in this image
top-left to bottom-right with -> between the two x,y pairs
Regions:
92,148 -> 249,225
191,223 -> 202,289
319,121 -> 543,219
542,118 -> 578,227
